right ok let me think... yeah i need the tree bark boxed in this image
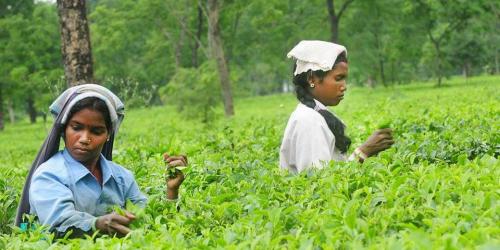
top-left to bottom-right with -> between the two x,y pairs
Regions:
326,0 -> 354,43
57,0 -> 94,87
207,0 -> 234,116
27,96 -> 36,124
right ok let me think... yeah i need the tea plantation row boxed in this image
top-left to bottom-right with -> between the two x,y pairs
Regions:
0,76 -> 498,249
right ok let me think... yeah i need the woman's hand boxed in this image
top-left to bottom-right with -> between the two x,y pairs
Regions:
164,153 -> 187,200
359,128 -> 395,157
95,211 -> 135,237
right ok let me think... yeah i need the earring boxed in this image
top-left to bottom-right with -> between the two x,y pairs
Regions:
106,137 -> 110,142
309,83 -> 315,88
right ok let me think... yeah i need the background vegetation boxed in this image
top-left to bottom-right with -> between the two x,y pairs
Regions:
0,0 -> 499,124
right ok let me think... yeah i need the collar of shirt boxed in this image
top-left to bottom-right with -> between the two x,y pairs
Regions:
62,149 -> 115,184
313,99 -> 327,111
312,98 -> 347,127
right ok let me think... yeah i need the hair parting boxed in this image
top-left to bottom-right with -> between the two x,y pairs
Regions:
65,97 -> 112,134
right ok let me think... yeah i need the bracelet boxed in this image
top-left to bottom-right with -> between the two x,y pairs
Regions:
166,193 -> 181,202
354,148 -> 368,162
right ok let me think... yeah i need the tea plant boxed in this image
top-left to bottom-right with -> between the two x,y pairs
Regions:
0,76 -> 498,249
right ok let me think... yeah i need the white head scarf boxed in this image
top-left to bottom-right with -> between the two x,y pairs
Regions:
49,84 -> 125,133
287,40 -> 347,75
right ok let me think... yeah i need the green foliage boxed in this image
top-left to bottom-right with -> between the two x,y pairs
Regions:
0,2 -> 63,120
0,76 -> 499,248
159,61 -> 222,123
100,77 -> 159,108
1,0 -> 499,124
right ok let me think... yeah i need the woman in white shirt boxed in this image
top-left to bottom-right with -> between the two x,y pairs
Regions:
280,40 -> 394,173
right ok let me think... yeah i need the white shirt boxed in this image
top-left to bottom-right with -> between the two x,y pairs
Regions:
279,100 -> 348,173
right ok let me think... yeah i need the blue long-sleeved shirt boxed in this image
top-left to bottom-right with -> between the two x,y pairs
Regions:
29,149 -> 147,233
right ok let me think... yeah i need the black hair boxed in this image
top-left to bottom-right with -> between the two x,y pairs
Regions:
65,97 -> 112,133
293,51 -> 351,153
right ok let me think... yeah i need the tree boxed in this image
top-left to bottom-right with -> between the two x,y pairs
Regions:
160,61 -> 221,123
90,0 -> 205,107
207,0 -> 234,116
482,1 -> 500,74
57,0 -> 93,86
326,0 -> 354,43
411,0 -> 476,86
0,0 -> 34,129
0,3 -> 62,124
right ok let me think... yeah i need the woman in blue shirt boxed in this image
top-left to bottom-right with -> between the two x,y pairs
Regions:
27,84 -> 186,237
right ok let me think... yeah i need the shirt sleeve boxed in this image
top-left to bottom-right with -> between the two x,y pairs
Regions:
29,169 -> 95,233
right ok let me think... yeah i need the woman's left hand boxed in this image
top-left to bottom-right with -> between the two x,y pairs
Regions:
164,153 -> 187,199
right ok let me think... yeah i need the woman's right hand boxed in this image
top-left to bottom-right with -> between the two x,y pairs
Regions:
359,128 -> 395,157
95,211 -> 135,236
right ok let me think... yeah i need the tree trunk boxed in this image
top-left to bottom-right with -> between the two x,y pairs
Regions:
436,45 -> 443,87
175,27 -> 185,68
436,60 -> 442,86
390,60 -> 396,84
8,99 -> 15,124
326,0 -> 354,43
57,0 -> 94,87
366,75 -> 375,88
462,62 -> 471,78
373,31 -> 386,87
428,31 -> 443,87
0,86 -> 4,131
27,96 -> 37,124
207,0 -> 234,117
192,5 -> 203,68
379,58 -> 386,86
495,48 -> 499,74
158,22 -> 181,69
326,0 -> 339,43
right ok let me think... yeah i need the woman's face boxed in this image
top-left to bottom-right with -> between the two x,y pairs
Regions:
65,108 -> 109,166
310,62 -> 348,106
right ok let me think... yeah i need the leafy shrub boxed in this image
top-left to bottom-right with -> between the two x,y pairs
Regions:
159,61 -> 221,123
0,76 -> 498,248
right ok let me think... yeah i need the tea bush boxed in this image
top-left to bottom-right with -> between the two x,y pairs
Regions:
0,76 -> 498,249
